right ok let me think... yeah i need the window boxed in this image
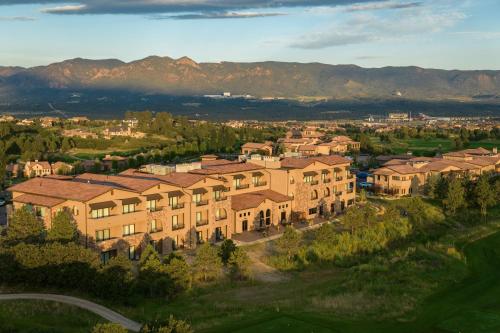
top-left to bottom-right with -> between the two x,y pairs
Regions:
193,193 -> 202,203
233,178 -> 241,188
216,208 -> 227,220
34,206 -> 45,218
321,172 -> 327,181
311,190 -> 318,200
309,208 -> 317,215
101,251 -> 113,264
123,203 -> 135,214
392,176 -> 400,181
172,215 -> 180,228
196,211 -> 202,222
123,224 -> 135,236
303,175 -> 313,183
72,206 -> 79,216
91,207 -> 110,219
150,219 -> 158,233
147,200 -> 157,211
214,190 -> 222,200
128,246 -> 137,260
252,176 -> 260,185
95,229 -> 110,241
324,188 -> 330,197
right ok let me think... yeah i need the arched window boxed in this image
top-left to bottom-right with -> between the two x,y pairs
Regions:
324,188 -> 330,197
259,210 -> 265,226
265,209 -> 271,225
311,190 -> 318,200
216,208 -> 227,220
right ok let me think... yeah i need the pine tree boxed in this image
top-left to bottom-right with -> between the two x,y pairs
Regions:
5,206 -> 46,244
47,210 -> 78,243
228,247 -> 252,280
443,178 -> 465,215
474,175 -> 495,217
193,243 -> 222,282
165,256 -> 192,292
275,226 -> 302,260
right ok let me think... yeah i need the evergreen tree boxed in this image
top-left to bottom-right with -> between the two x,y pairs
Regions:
443,178 -> 466,215
165,255 -> 192,292
219,239 -> 237,265
228,247 -> 252,280
193,243 -> 222,282
275,226 -> 302,260
139,244 -> 171,297
474,175 -> 496,217
46,210 -> 78,243
5,206 -> 46,245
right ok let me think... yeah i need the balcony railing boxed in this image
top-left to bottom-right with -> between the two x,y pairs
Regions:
254,181 -> 267,187
336,177 -> 343,182
215,216 -> 228,221
170,203 -> 185,210
323,178 -> 331,184
236,184 -> 250,190
310,180 -> 319,185
196,219 -> 209,227
172,224 -> 185,231
147,207 -> 162,212
196,200 -> 209,207
347,174 -> 354,179
149,228 -> 163,234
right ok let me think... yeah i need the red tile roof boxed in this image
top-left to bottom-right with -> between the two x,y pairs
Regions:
9,178 -> 112,202
75,173 -> 162,193
15,194 -> 65,207
231,190 -> 292,211
281,155 -> 350,169
190,162 -> 264,175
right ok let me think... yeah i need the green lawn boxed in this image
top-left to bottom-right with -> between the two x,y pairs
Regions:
0,300 -> 104,333
369,136 -> 500,155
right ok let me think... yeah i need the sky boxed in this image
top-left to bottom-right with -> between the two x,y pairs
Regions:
0,0 -> 499,69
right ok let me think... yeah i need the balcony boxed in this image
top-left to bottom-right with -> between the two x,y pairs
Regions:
215,196 -> 228,202
196,200 -> 209,207
310,180 -> 319,185
147,207 -> 163,213
149,228 -> 163,234
215,216 -> 228,221
172,224 -> 185,231
196,219 -> 209,227
170,203 -> 185,210
323,178 -> 331,184
236,184 -> 250,190
254,181 -> 267,187
336,177 -> 343,182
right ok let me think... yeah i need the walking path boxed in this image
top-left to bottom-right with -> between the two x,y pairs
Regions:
0,293 -> 142,332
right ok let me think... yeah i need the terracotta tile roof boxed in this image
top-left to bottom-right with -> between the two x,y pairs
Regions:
231,190 -> 292,211
191,162 -> 264,175
29,161 -> 51,169
119,169 -> 206,188
9,178 -> 112,202
331,135 -> 355,143
15,194 -> 65,207
281,155 -> 351,169
298,145 -> 317,151
372,168 -> 395,176
75,173 -> 161,193
443,147 -> 492,158
383,159 -> 407,166
241,142 -> 271,149
386,164 -> 422,174
200,159 -> 237,167
419,160 -> 479,172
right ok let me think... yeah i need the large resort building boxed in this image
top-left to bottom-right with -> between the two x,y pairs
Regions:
369,147 -> 500,196
9,154 -> 356,261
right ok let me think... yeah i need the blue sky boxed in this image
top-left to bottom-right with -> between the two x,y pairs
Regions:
0,0 -> 499,69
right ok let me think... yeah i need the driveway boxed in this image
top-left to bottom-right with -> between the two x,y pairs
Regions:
0,293 -> 142,332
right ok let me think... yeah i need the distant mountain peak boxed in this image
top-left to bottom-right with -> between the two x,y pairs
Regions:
175,56 -> 199,67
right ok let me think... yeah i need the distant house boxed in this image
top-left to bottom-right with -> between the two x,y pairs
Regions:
297,145 -> 318,156
5,163 -> 21,179
24,160 -> 52,178
63,129 -> 98,139
40,117 -> 60,128
67,116 -> 89,124
51,161 -> 74,175
102,155 -> 128,170
103,126 -> 145,139
241,142 -> 273,156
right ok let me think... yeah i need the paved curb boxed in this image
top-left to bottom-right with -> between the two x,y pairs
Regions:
0,293 -> 142,332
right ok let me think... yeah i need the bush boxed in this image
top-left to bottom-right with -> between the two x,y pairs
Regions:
219,239 -> 237,265
92,323 -> 127,333
140,315 -> 193,333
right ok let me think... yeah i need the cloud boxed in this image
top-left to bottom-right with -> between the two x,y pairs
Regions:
0,0 -> 385,15
291,2 -> 466,49
346,1 -> 423,11
151,11 -> 286,20
0,16 -> 36,21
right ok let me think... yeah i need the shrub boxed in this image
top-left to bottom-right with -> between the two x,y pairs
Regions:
92,323 -> 127,333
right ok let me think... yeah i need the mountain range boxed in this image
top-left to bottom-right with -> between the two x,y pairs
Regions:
1,56 -> 500,101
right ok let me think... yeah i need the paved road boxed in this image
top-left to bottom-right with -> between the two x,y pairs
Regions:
0,293 -> 142,332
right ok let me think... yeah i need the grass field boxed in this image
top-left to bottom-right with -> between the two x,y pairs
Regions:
0,300 -> 103,333
369,136 -> 500,155
2,203 -> 500,333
